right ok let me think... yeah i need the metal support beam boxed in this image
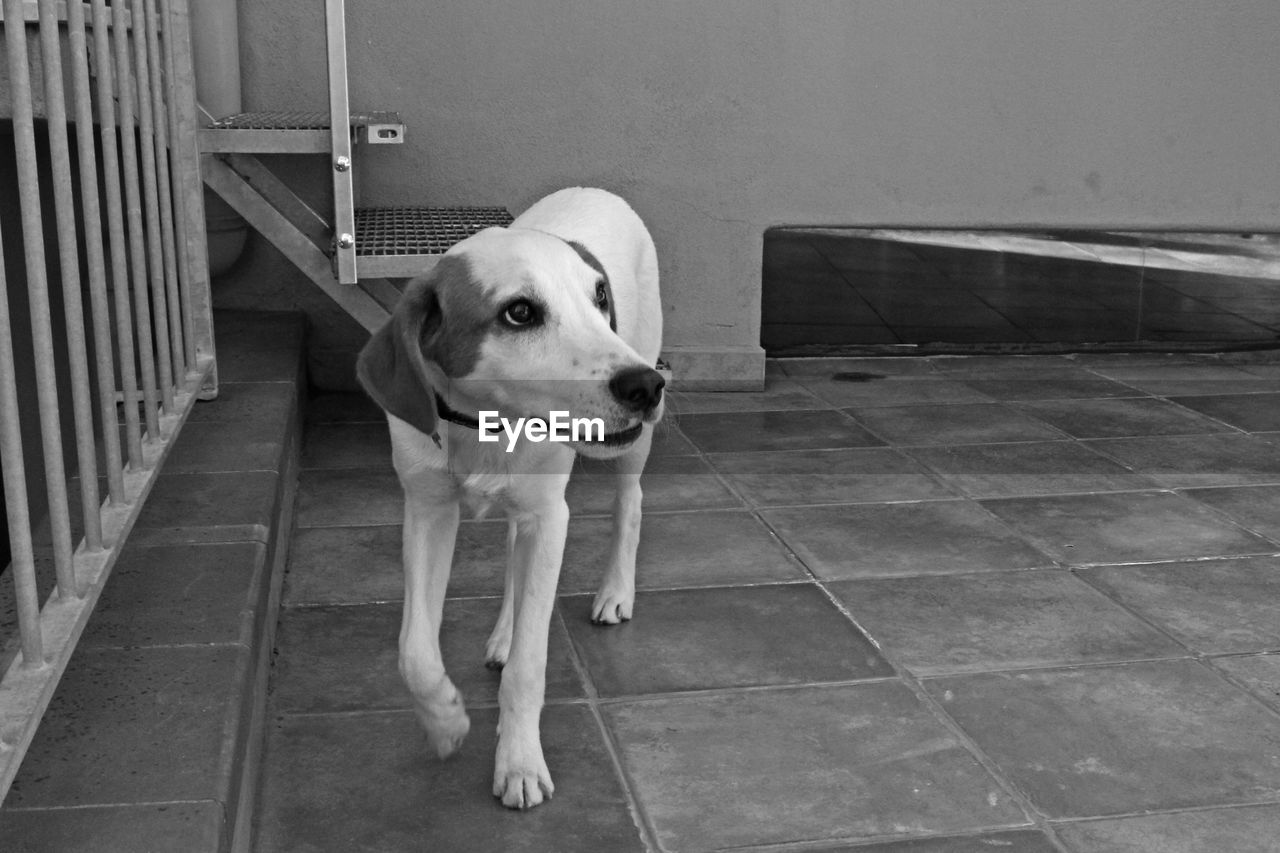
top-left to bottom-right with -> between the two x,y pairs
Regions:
325,0 -> 357,283
202,155 -> 389,332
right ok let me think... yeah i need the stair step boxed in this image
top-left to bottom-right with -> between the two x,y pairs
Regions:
199,110 -> 404,153
352,206 -> 513,278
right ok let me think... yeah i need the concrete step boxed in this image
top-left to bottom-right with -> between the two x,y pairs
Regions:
0,310 -> 308,852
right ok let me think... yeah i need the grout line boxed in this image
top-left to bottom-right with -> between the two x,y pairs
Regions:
1,798 -> 223,813
1045,796 -> 1280,829
676,417 -> 1071,850
554,600 -> 665,853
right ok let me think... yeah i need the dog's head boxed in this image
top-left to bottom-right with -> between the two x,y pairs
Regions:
357,227 -> 664,458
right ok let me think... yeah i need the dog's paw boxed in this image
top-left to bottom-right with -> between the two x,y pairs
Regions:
590,581 -> 634,625
493,740 -> 554,810
484,623 -> 512,670
414,682 -> 471,759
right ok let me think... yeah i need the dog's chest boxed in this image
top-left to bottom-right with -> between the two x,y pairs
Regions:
390,418 -> 573,517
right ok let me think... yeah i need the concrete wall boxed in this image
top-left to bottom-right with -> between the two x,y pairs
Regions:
225,0 -> 1280,387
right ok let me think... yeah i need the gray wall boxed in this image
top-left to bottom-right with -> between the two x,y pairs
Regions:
224,1 -> 1280,386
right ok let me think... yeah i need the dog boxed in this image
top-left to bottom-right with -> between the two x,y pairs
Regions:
356,187 -> 664,809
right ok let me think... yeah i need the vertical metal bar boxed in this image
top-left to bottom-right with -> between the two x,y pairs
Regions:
37,0 -> 104,551
113,0 -> 163,440
144,0 -> 185,380
160,0 -> 197,371
67,0 -> 126,503
326,0 -> 357,284
3,0 -> 78,596
163,0 -> 216,396
92,0 -> 144,468
129,0 -> 176,413
0,225 -> 45,666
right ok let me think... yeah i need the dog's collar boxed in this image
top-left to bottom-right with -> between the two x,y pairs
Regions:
435,392 -> 481,431
429,359 -> 669,448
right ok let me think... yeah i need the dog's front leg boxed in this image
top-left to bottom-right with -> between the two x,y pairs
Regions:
493,499 -> 569,809
592,426 -> 653,624
484,519 -> 518,669
400,497 -> 469,759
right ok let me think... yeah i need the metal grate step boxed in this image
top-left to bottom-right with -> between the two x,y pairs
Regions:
353,206 -> 512,277
199,110 -> 404,153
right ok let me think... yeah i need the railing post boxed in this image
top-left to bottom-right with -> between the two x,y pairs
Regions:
3,0 -> 78,597
164,0 -> 218,398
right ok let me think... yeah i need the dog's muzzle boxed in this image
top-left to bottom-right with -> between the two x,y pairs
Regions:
609,365 -> 665,417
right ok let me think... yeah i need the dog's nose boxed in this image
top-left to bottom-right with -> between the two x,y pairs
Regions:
609,365 -> 665,413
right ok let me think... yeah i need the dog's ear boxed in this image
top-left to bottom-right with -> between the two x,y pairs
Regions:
356,275 -> 443,441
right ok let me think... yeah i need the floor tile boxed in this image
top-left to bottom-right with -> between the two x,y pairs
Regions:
675,409 -> 884,453
1212,654 -> 1280,711
805,830 -> 1058,853
930,355 -> 1078,375
927,660 -> 1280,818
778,357 -> 940,378
1055,804 -> 1280,853
667,377 -> 827,414
1169,392 -> 1280,432
1087,363 -> 1280,396
256,706 -> 643,853
958,373 -> 1136,402
1080,557 -> 1280,655
980,491 -> 1274,565
708,447 -> 955,507
846,403 -> 1064,446
906,441 -> 1153,498
301,422 -> 392,469
564,585 -> 890,697
648,421 -> 698,456
559,510 -> 805,593
829,571 -> 1184,676
0,802 -> 224,853
798,377 -> 992,408
763,501 -> 1052,579
1182,484 -> 1280,541
566,455 -> 742,513
285,524 -> 404,605
1013,396 -> 1231,439
306,391 -> 384,424
270,601 -> 583,713
296,468 -> 402,527
133,471 -> 280,545
1086,433 -> 1280,488
602,683 -> 1027,851
80,542 -> 266,648
163,418 -> 287,473
187,380 -> 297,425
6,645 -> 246,808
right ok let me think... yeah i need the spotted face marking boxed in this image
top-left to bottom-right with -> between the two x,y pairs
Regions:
361,225 -> 658,454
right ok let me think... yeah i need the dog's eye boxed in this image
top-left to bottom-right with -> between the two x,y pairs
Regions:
594,281 -> 609,311
501,299 -> 538,327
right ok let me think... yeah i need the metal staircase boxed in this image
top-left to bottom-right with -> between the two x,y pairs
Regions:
197,0 -> 510,332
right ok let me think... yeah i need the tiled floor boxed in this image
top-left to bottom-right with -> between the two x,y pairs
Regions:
762,230 -> 1280,353
257,353 -> 1280,852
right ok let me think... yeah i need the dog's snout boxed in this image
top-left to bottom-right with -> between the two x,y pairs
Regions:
609,365 -> 665,413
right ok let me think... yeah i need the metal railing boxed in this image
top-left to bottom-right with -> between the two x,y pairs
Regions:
0,0 -> 213,799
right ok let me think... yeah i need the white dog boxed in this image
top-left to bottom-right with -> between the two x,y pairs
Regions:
357,187 -> 664,809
